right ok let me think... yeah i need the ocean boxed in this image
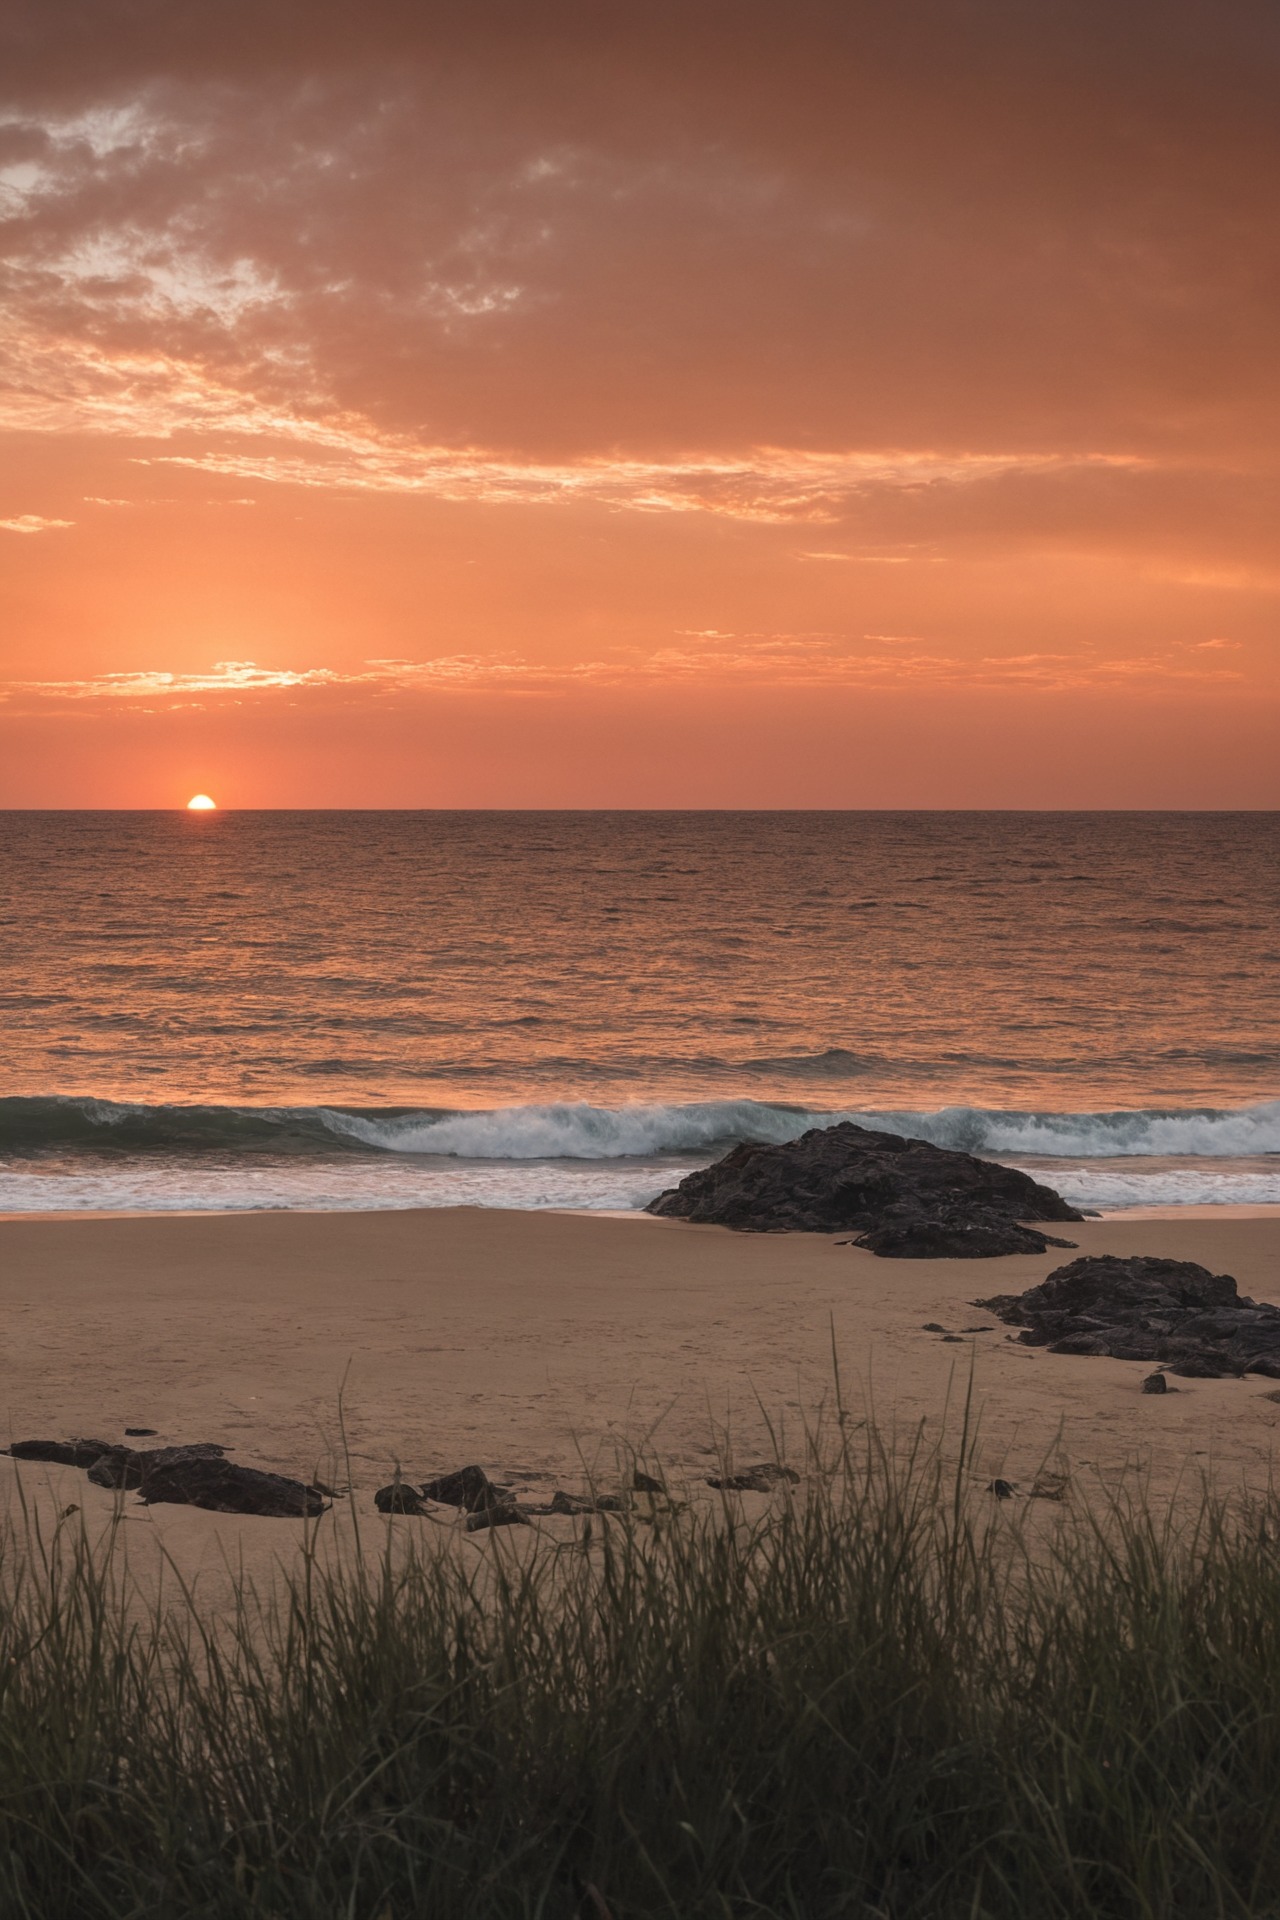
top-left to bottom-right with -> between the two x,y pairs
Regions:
2,810 -> 1277,1215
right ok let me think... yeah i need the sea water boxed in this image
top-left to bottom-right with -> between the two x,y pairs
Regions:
1,810 -> 1276,1214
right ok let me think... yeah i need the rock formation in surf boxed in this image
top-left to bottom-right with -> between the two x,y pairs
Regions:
645,1120 -> 1082,1253
976,1254 -> 1280,1378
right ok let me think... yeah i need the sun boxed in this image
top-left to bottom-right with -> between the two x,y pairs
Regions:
186,793 -> 217,811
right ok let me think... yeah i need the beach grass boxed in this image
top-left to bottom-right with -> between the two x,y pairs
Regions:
2,1406 -> 1280,1919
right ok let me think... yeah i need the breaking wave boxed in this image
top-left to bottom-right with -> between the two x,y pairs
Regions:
2,1094 -> 1279,1161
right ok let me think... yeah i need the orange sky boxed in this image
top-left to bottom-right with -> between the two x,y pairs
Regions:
1,0 -> 1277,806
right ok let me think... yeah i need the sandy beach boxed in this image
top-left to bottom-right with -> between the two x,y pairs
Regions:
3,1206 -> 1279,1596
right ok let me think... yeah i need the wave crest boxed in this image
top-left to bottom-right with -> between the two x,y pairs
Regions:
3,1094 -> 1280,1161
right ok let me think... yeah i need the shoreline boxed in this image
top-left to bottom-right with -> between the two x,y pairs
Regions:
3,1199 -> 1280,1225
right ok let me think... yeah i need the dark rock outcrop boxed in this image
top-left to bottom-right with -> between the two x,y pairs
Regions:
707,1462 -> 801,1493
12,1435 -> 328,1517
854,1217 -> 1077,1259
466,1504 -> 528,1532
6,1438 -> 117,1467
375,1482 -> 430,1515
87,1442 -> 226,1491
138,1456 -> 328,1517
645,1121 -> 1080,1253
547,1489 -> 597,1516
420,1465 -> 503,1512
977,1255 -> 1280,1379
540,1489 -> 628,1515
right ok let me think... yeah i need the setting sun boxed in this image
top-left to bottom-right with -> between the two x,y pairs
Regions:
186,794 -> 217,811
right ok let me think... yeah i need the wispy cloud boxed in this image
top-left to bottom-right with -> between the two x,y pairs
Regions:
1,637 -> 1245,713
0,319 -> 1144,521
146,439 -> 1141,523
0,513 -> 73,533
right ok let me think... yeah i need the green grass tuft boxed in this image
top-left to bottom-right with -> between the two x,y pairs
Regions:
2,1408 -> 1279,1917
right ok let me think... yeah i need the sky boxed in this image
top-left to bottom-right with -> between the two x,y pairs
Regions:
1,0 -> 1277,807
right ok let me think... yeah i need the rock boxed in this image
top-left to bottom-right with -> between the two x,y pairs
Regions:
632,1470 -> 665,1494
855,1218 -> 1076,1259
375,1482 -> 429,1515
645,1120 -> 1081,1252
420,1465 -> 501,1512
1168,1354 -> 1243,1379
1047,1332 -> 1111,1357
921,1322 -> 948,1333
87,1442 -> 226,1491
124,1427 -> 157,1437
988,1479 -> 1017,1500
6,1438 -> 117,1468
976,1256 -> 1280,1381
707,1462 -> 801,1493
547,1489 -> 597,1515
1030,1472 -> 1069,1501
17,1435 -> 325,1518
466,1503 -> 528,1532
86,1449 -> 139,1488
1142,1373 -> 1168,1394
138,1455 -> 328,1517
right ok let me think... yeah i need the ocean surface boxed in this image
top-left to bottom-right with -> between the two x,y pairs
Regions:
1,810 -> 1277,1215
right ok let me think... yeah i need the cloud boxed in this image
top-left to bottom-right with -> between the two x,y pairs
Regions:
2,636 -> 1244,713
0,306 -> 1145,521
0,512 -> 72,531
3,36 -> 1276,486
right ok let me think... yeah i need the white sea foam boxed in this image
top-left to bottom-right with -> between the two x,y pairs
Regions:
2,1152 -> 1278,1215
1022,1165 -> 1280,1213
317,1099 -> 819,1159
316,1098 -> 1280,1162
4,1097 -> 1280,1213
0,1155 -> 699,1215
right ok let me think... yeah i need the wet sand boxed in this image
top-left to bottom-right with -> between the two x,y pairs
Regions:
2,1207 -> 1278,1597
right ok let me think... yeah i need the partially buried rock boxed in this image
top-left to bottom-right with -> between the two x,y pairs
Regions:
977,1255 -> 1280,1380
466,1503 -> 528,1532
137,1455 -> 328,1517
707,1462 -> 801,1493
16,1436 -> 327,1518
1030,1471 -> 1069,1501
420,1464 -> 502,1512
529,1489 -> 634,1516
646,1120 -> 1080,1254
375,1482 -> 429,1516
87,1442 -> 226,1490
6,1438 -> 117,1468
1142,1372 -> 1169,1395
547,1489 -> 597,1516
856,1217 -> 1077,1259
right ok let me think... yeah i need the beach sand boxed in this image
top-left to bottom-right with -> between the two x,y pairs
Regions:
2,1207 -> 1279,1600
